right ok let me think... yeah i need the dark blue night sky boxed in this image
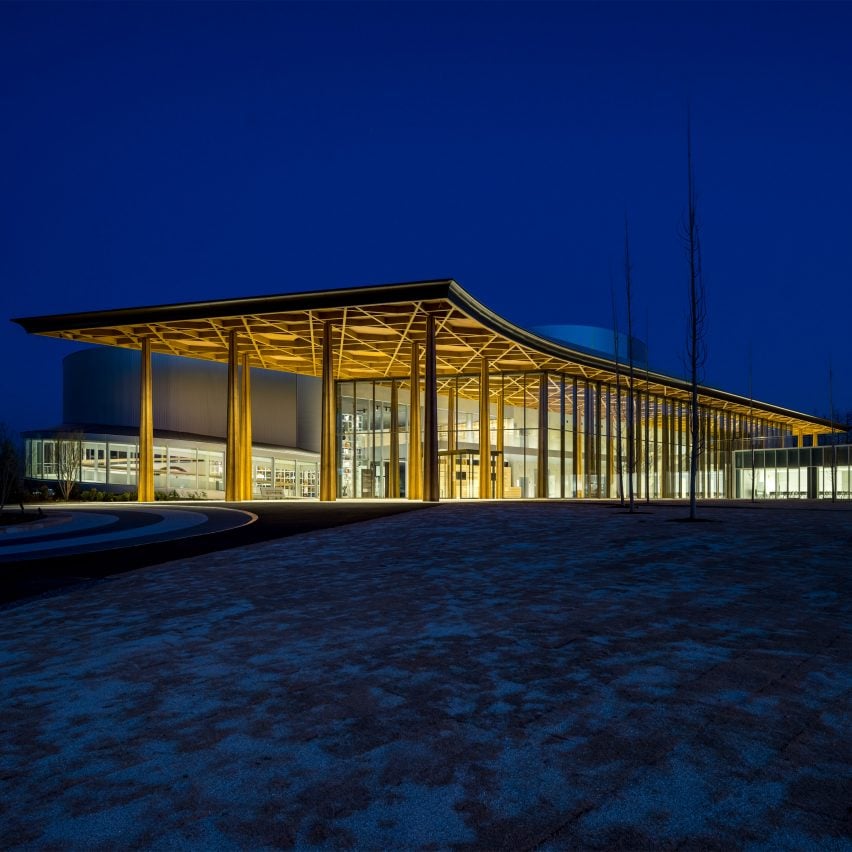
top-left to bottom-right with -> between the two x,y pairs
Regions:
2,1 -> 850,435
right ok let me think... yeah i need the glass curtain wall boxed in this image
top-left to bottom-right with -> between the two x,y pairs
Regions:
334,373 -> 805,501
337,380 -> 407,499
25,437 -> 317,498
735,445 -> 850,500
439,374 -> 493,499
500,373 -> 544,498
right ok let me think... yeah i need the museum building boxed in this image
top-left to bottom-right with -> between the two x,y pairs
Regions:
15,279 -> 846,502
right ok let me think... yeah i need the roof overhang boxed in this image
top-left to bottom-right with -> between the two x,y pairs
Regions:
13,278 -> 837,434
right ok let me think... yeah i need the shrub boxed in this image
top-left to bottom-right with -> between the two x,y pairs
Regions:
77,488 -> 106,502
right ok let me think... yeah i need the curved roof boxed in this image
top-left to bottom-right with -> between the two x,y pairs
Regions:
13,278 -> 834,433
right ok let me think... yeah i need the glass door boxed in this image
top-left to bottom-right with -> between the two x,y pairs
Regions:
439,451 -> 481,499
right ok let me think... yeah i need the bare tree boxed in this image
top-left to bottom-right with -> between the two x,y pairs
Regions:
828,356 -> 837,503
624,216 -> 636,513
610,283 -> 624,506
748,344 -> 756,502
54,431 -> 83,501
644,314 -> 651,503
0,424 -> 21,511
682,112 -> 707,520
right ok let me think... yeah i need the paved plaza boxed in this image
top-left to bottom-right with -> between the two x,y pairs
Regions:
0,501 -> 426,604
1,501 -> 850,850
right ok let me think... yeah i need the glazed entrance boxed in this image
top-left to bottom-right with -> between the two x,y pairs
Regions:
336,373 -> 771,501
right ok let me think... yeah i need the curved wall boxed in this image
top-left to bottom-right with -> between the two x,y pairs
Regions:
62,347 -> 320,453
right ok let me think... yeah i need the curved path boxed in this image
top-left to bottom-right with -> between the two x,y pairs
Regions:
0,501 -> 430,605
0,505 -> 256,561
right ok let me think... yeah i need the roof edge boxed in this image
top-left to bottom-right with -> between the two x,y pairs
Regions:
12,277 -> 836,432
446,284 -> 836,431
13,278 -> 457,334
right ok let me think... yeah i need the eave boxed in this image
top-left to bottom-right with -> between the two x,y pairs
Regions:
13,278 -> 837,434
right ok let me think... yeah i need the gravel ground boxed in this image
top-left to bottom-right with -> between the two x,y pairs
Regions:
1,501 -> 850,850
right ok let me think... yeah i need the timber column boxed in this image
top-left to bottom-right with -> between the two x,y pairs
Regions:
138,337 -> 154,502
320,322 -> 336,501
574,382 -> 583,497
605,387 -> 613,499
423,313 -> 440,502
496,381 -> 505,499
225,330 -> 240,501
447,381 -> 456,498
537,372 -> 548,498
661,401 -> 670,498
479,357 -> 491,498
388,380 -> 400,498
408,341 -> 422,500
240,353 -> 253,500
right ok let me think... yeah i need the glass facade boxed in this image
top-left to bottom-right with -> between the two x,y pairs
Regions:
336,380 -> 405,498
333,371 -> 836,501
24,378 -> 842,504
735,444 -> 851,500
26,435 -> 318,499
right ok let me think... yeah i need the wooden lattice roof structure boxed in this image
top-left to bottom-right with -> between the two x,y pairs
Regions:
14,278 -> 835,434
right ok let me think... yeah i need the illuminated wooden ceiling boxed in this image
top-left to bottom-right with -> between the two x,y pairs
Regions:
14,279 -> 835,434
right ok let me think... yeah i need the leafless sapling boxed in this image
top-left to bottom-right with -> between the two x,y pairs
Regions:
749,344 -> 756,502
644,314 -> 651,503
624,216 -> 637,513
828,357 -> 837,502
682,112 -> 707,520
54,431 -> 83,501
610,283 -> 625,505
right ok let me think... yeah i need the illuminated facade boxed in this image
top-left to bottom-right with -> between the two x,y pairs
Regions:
25,430 -> 320,499
24,348 -> 320,498
14,279 -> 840,502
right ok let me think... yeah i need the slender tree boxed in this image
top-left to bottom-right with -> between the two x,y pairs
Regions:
624,216 -> 636,513
749,344 -> 756,502
611,283 -> 625,506
54,430 -> 83,501
828,356 -> 837,502
644,314 -> 651,503
682,112 -> 707,520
